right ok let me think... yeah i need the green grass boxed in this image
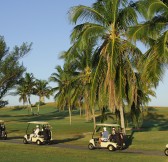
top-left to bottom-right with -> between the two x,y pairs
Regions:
0,142 -> 167,162
0,104 -> 168,162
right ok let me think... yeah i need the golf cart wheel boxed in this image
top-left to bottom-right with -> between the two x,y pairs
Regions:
23,138 -> 28,144
36,140 -> 41,145
164,148 -> 168,156
108,145 -> 115,151
88,143 -> 94,150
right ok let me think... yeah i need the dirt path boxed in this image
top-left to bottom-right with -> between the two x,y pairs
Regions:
0,139 -> 165,157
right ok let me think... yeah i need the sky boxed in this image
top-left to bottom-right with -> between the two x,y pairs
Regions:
0,0 -> 168,107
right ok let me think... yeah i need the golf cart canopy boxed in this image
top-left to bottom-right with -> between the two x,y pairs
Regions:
96,124 -> 120,127
27,121 -> 49,125
0,120 -> 4,124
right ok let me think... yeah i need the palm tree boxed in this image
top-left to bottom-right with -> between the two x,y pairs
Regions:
69,0 -> 142,133
34,79 -> 52,115
12,73 -> 35,114
126,0 -> 168,126
50,65 -> 76,125
61,38 -> 98,124
128,0 -> 168,86
16,73 -> 35,114
13,85 -> 28,106
23,73 -> 35,113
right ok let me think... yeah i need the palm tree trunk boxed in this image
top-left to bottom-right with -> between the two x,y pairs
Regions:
40,96 -> 45,103
78,100 -> 82,117
27,103 -> 29,115
119,104 -> 126,134
28,96 -> 33,114
84,91 -> 90,121
68,104 -> 72,125
80,106 -> 82,116
91,108 -> 96,129
37,103 -> 40,115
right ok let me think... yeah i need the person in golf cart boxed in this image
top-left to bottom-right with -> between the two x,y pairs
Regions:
0,120 -> 7,140
109,127 -> 125,148
99,127 -> 109,144
109,127 -> 117,142
40,124 -> 52,141
29,125 -> 40,140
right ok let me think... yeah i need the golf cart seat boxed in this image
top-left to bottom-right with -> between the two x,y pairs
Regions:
101,138 -> 109,142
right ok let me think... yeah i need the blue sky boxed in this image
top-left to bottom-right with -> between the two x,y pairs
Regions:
0,0 -> 168,106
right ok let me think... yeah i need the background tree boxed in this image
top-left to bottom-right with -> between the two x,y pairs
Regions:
0,36 -> 32,107
15,84 -> 28,106
60,38 -> 98,124
50,65 -> 76,125
34,79 -> 52,115
13,73 -> 35,114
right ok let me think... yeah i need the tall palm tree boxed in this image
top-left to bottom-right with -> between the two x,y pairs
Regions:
61,38 -> 98,124
69,0 -> 142,133
50,65 -> 76,125
34,79 -> 52,114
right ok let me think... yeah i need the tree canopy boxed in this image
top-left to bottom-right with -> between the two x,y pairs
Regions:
0,36 -> 32,107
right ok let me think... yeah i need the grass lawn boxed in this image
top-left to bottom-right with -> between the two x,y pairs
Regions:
0,142 -> 167,162
0,103 -> 168,162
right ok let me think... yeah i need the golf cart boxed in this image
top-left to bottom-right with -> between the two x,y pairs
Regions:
88,123 -> 126,151
23,121 -> 52,145
0,120 -> 7,140
164,144 -> 168,156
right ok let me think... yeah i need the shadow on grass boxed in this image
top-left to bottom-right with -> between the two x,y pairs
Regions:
141,110 -> 168,131
0,115 -> 12,118
5,129 -> 23,140
125,107 -> 168,148
13,110 -> 83,123
53,135 -> 85,144
7,136 -> 23,140
14,112 -> 66,123
125,131 -> 134,149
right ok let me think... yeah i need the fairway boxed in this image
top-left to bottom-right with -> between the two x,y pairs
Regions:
0,104 -> 168,162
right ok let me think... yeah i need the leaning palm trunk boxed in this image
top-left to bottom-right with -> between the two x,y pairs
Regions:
119,104 -> 126,134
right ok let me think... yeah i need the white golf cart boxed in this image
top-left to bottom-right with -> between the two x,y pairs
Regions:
164,144 -> 168,156
0,120 -> 7,140
23,121 -> 52,145
88,123 -> 125,151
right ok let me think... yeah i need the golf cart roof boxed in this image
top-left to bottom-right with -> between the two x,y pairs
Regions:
0,120 -> 4,124
96,123 -> 120,127
27,121 -> 49,125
